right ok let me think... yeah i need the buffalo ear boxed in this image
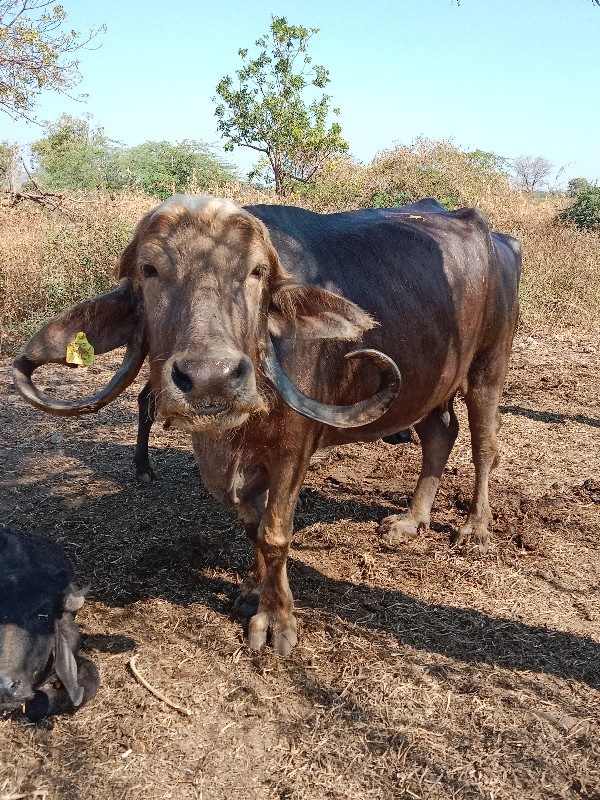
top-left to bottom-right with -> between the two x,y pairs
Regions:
64,584 -> 86,613
20,279 -> 140,365
268,283 -> 377,340
54,615 -> 84,707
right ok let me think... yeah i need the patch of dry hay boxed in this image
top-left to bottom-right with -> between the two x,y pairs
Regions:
0,330 -> 599,799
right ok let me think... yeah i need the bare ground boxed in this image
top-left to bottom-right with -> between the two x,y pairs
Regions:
0,329 -> 599,800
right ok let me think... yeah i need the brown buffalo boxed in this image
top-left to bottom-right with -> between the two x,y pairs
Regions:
13,196 -> 521,655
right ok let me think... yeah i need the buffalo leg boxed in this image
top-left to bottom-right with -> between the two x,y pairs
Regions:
134,381 -> 156,482
378,399 -> 459,545
234,492 -> 269,619
455,352 -> 507,552
247,439 -> 315,656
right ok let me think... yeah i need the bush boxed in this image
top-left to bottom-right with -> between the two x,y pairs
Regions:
560,186 -> 600,231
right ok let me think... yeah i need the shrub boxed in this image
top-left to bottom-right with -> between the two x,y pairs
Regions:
560,186 -> 600,231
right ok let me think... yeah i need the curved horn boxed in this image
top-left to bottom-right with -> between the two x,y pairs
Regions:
261,336 -> 401,428
12,318 -> 148,417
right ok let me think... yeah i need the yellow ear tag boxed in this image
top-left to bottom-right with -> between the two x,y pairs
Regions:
66,332 -> 94,366
409,214 -> 424,220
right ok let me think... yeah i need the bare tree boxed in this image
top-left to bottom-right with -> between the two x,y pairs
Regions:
512,155 -> 553,192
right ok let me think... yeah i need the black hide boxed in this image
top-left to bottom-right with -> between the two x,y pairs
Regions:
0,528 -> 99,720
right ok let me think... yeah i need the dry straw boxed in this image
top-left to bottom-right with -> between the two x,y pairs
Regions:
1,148 -> 598,354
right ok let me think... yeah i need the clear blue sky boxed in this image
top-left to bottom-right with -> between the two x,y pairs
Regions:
1,0 -> 598,188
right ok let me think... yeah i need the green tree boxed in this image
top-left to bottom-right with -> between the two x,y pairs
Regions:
31,120 -> 238,197
0,1 -> 104,120
561,185 -> 600,231
116,140 -> 237,200
466,149 -> 510,175
214,16 -> 349,196
30,113 -> 117,190
567,177 -> 591,197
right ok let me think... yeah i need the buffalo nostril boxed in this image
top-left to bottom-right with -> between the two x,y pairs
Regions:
171,362 -> 194,394
230,356 -> 252,386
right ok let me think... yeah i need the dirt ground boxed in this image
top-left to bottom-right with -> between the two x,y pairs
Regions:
0,329 -> 599,800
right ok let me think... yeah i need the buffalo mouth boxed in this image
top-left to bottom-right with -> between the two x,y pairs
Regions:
0,682 -> 34,709
158,397 -> 267,433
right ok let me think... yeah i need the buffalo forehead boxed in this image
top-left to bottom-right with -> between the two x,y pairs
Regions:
141,214 -> 270,274
0,569 -> 67,620
153,194 -> 243,219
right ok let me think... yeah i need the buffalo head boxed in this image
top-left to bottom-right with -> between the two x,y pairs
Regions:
12,196 -> 400,429
0,529 -> 99,720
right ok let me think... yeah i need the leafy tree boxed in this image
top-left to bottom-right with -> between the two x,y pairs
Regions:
117,140 -> 237,200
30,113 -> 117,190
567,177 -> 591,197
561,185 -> 600,231
512,155 -> 553,192
0,1 -> 104,120
466,149 -> 510,175
31,116 -> 237,197
214,15 -> 349,196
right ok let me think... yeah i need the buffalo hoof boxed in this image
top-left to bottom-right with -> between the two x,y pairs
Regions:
378,514 -> 426,546
382,429 -> 412,445
248,611 -> 298,656
135,465 -> 156,484
454,518 -> 491,554
233,574 -> 263,619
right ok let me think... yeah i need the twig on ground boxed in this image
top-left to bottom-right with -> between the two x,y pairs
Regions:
0,793 -> 48,800
128,655 -> 192,717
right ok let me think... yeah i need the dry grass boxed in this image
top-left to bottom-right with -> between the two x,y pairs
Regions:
0,192 -> 154,353
491,197 -> 600,331
0,330 -> 598,799
1,150 -> 599,356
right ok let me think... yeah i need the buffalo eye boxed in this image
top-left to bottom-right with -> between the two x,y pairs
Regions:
142,263 -> 158,278
249,265 -> 266,279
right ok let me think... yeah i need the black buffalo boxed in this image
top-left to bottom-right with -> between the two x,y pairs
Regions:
0,528 -> 99,720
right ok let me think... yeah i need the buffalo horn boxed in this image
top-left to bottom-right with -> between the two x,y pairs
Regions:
261,336 -> 401,428
12,319 -> 147,417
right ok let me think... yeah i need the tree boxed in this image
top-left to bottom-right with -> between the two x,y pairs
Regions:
30,113 -> 116,190
512,155 -> 553,192
466,149 -> 510,175
214,16 -> 349,196
116,140 -> 237,199
30,116 -> 237,197
567,177 -> 591,197
0,139 -> 19,189
0,1 -> 104,121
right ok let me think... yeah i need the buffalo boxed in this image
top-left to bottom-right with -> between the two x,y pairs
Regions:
0,528 -> 99,720
13,196 -> 521,655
